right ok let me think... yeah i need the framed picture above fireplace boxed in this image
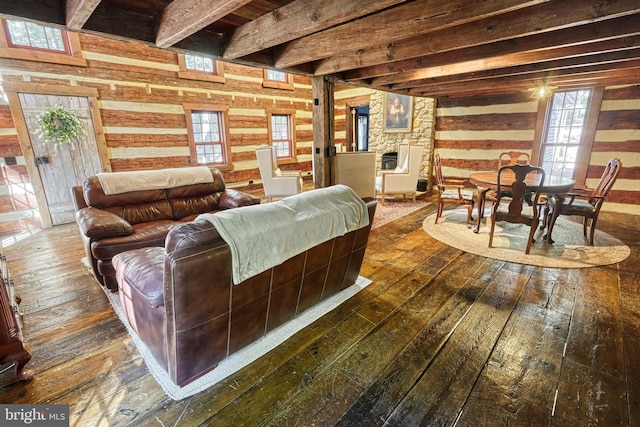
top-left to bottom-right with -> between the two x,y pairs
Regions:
383,93 -> 413,133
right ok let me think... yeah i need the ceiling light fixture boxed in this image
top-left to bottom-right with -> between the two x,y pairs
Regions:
529,79 -> 556,98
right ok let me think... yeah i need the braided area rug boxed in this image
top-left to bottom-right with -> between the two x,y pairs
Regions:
423,208 -> 630,268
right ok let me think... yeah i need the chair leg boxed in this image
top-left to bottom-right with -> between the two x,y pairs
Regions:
465,205 -> 472,228
525,219 -> 538,254
435,200 -> 442,223
488,215 -> 496,248
589,217 -> 597,245
583,217 -> 588,237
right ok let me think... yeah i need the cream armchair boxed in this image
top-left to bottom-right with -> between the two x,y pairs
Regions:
375,144 -> 424,205
256,146 -> 303,202
332,151 -> 376,199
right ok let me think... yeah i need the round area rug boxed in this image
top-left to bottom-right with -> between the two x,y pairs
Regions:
423,208 -> 630,268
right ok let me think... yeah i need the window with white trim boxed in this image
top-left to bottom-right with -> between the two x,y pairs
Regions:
539,89 -> 592,179
184,105 -> 231,168
268,110 -> 296,161
184,53 -> 215,73
263,69 -> 294,90
4,19 -> 69,54
178,53 -> 225,83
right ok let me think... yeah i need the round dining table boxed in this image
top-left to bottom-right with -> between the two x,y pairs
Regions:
469,171 -> 575,243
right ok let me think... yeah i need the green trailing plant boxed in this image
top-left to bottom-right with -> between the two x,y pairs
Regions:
35,106 -> 85,148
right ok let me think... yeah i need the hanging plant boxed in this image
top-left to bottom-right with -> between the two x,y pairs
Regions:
35,106 -> 85,148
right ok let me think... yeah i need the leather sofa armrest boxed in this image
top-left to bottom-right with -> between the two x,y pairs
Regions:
71,185 -> 88,210
218,189 -> 261,209
75,207 -> 134,238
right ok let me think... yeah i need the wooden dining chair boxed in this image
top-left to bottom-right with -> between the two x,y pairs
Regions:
478,151 -> 533,220
434,154 -> 475,228
498,151 -> 530,168
489,164 -> 545,254
546,158 -> 621,245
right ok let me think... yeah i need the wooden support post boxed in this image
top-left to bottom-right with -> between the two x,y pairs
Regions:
312,76 -> 334,188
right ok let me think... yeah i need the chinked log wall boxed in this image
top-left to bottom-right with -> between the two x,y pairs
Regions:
434,87 -> 640,215
0,33 -> 323,235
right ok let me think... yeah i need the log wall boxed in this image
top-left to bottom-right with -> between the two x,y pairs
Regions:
0,33 -> 317,235
435,87 -> 640,215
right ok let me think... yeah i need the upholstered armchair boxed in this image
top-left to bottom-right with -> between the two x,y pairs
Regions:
332,151 -> 377,199
375,144 -> 424,205
256,146 -> 303,202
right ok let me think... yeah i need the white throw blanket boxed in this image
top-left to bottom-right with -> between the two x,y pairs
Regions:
197,185 -> 370,284
97,166 -> 213,195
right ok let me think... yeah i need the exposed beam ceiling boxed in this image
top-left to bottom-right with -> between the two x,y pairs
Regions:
0,0 -> 638,99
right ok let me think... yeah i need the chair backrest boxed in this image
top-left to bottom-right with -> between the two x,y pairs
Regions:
592,158 -> 621,200
498,151 -> 530,168
496,164 -> 545,216
434,154 -> 445,188
256,146 -> 276,177
406,144 -> 424,179
256,146 -> 278,193
395,144 -> 410,172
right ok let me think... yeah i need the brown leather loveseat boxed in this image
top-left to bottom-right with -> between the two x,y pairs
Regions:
111,187 -> 376,387
72,166 -> 260,291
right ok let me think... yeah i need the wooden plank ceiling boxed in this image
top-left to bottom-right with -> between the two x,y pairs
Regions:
1,0 -> 639,98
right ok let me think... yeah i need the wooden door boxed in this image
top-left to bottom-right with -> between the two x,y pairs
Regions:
17,93 -> 102,225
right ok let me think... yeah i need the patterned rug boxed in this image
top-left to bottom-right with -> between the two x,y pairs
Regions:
371,198 -> 431,229
423,208 -> 630,268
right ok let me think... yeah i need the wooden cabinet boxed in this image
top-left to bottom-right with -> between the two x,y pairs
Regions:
0,245 -> 32,381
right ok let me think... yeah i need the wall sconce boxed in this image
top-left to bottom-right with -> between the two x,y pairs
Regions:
529,80 -> 556,98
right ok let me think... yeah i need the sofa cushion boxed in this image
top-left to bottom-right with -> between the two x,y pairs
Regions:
91,220 -> 179,259
83,176 -> 174,225
113,247 -> 165,308
167,184 -> 222,219
75,207 -> 133,238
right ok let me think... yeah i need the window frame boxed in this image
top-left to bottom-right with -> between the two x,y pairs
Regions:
531,86 -> 603,186
184,103 -> 232,170
262,69 -> 294,90
0,18 -> 86,66
267,108 -> 297,163
178,53 -> 225,83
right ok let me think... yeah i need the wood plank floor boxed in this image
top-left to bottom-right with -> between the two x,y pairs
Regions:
0,192 -> 638,426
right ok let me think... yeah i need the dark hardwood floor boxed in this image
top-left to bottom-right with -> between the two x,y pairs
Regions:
0,192 -> 638,426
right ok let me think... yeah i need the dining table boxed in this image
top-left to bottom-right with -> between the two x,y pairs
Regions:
469,171 -> 575,243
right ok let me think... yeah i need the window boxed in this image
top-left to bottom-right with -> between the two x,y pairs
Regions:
0,19 -> 85,66
4,19 -> 68,53
263,69 -> 294,90
538,89 -> 592,179
267,110 -> 296,161
184,104 -> 231,169
178,53 -> 225,83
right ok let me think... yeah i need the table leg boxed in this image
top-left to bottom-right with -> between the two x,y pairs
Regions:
474,187 -> 489,234
544,194 -> 564,244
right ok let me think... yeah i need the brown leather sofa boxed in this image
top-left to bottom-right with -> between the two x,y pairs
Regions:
112,198 -> 376,387
72,167 -> 260,291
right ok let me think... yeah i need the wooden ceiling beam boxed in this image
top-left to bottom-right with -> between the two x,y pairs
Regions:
411,67 -> 640,98
374,35 -> 640,87
156,0 -> 253,48
273,0 -> 547,69
404,56 -> 640,94
65,0 -> 101,30
339,14 -> 640,81
223,0 -> 408,60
